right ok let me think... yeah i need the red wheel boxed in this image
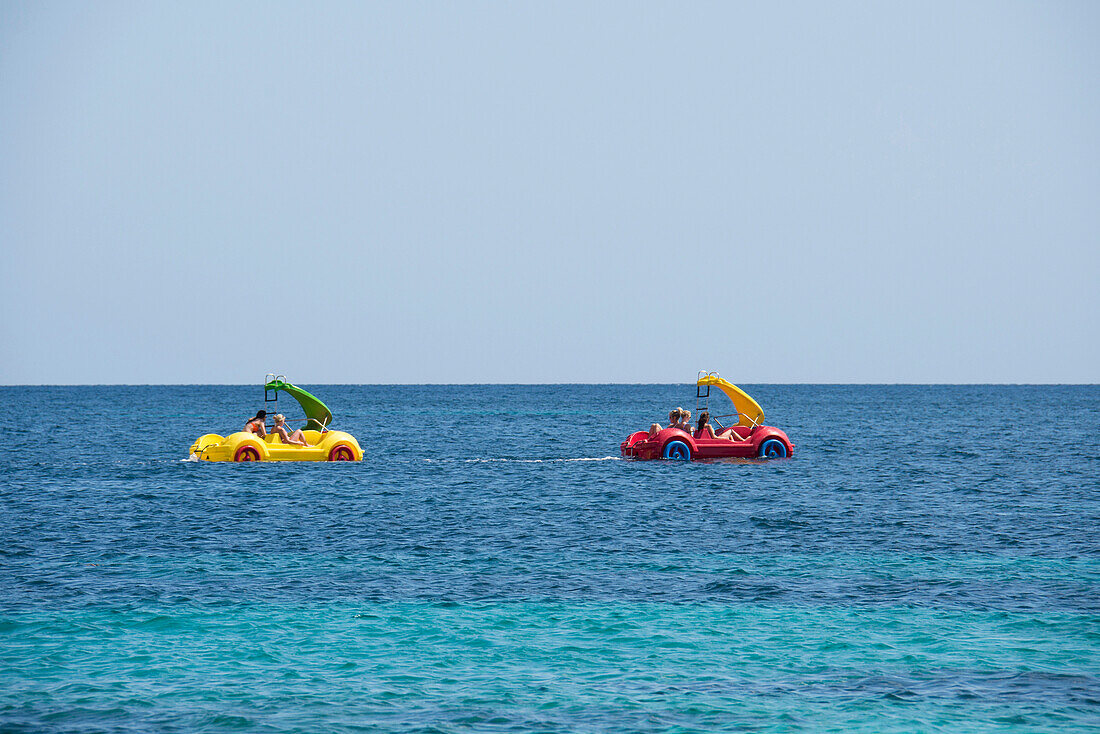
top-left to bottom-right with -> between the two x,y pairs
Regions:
234,445 -> 261,462
328,445 -> 354,462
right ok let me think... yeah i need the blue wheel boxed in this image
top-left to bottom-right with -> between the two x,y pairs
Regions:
662,440 -> 691,461
758,438 -> 788,459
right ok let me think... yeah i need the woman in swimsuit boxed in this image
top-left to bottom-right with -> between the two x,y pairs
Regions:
245,410 -> 267,437
650,409 -> 681,437
272,414 -> 311,447
694,411 -> 740,441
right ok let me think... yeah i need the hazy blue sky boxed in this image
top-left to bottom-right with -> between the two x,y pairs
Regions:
2,1 -> 1097,384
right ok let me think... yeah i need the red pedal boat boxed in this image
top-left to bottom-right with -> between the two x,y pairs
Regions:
621,372 -> 794,461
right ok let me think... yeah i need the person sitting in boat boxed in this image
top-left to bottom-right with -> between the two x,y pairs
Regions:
245,410 -> 267,437
694,411 -> 740,441
650,408 -> 681,437
272,414 -> 312,447
678,409 -> 693,431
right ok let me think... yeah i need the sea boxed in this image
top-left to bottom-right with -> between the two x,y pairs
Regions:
1,384 -> 1097,733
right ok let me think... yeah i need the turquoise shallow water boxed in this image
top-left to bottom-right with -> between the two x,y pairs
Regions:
1,385 -> 1098,732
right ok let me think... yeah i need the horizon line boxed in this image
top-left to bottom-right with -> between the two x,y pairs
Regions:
1,382 -> 1097,387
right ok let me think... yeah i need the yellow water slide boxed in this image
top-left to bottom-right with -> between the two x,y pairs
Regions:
697,374 -> 765,428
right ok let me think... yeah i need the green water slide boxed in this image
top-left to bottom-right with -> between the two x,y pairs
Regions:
264,377 -> 333,431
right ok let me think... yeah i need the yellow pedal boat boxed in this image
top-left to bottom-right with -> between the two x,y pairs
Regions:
189,376 -> 363,462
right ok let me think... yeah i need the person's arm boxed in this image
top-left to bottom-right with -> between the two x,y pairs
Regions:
705,424 -> 717,438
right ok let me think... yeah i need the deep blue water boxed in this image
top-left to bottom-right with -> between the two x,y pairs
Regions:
1,384 -> 1098,733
